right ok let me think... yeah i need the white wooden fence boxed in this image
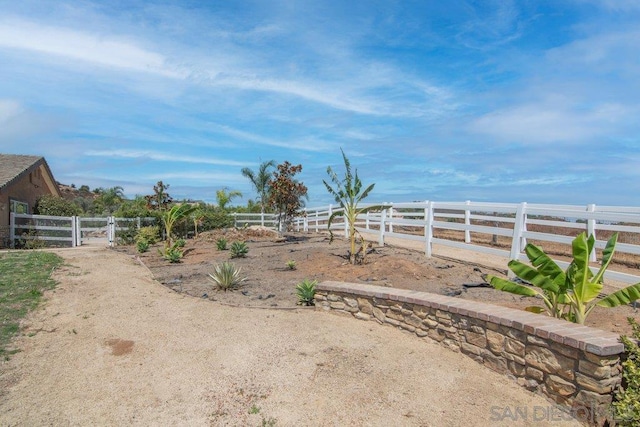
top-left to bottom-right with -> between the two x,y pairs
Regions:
293,201 -> 640,285
9,213 -> 154,248
232,212 -> 278,229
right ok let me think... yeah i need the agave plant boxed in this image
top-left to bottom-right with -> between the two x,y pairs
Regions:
296,279 -> 317,306
136,239 -> 149,253
230,241 -> 249,258
216,237 -> 228,251
159,242 -> 184,263
486,232 -> 640,324
208,262 -> 247,291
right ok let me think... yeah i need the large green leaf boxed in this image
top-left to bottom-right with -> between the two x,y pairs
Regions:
507,260 -> 560,293
592,232 -> 618,285
487,275 -> 540,297
597,282 -> 640,308
571,233 -> 597,302
525,243 -> 565,282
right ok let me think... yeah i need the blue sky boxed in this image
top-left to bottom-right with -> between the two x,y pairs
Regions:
1,1 -> 639,207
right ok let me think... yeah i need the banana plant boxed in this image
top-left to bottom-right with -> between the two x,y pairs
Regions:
486,232 -> 640,324
323,149 -> 379,264
161,203 -> 196,248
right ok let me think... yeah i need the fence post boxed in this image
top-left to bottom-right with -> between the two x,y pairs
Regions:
261,212 -> 265,227
9,212 -> 15,249
108,216 -> 115,247
366,211 -> 370,230
587,204 -> 597,262
388,204 -> 393,233
464,200 -> 471,243
379,207 -> 386,246
71,216 -> 77,247
509,203 -> 528,274
425,200 -> 433,257
303,208 -> 308,233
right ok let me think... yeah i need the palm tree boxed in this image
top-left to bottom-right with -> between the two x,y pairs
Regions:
95,186 -> 125,214
241,160 -> 276,214
216,188 -> 243,211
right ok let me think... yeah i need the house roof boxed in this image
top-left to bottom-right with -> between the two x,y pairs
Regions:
0,154 -> 61,196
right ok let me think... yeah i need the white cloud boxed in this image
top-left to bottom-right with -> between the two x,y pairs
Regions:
0,99 -> 23,122
212,124 -> 335,152
85,149 -> 249,167
0,18 -> 185,78
468,102 -> 630,144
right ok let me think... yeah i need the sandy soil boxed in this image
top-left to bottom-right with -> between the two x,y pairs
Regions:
132,228 -> 639,336
0,245 -> 583,426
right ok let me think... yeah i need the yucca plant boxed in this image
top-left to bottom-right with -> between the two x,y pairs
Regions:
216,237 -> 228,251
230,241 -> 249,258
486,232 -> 640,324
296,279 -> 317,306
286,260 -> 297,270
208,262 -> 247,291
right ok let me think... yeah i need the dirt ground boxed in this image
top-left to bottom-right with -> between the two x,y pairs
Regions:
0,242 -> 586,426
130,228 -> 639,336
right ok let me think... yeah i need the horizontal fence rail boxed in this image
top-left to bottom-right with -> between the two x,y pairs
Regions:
293,201 -> 640,285
232,212 -> 278,228
9,213 -> 154,248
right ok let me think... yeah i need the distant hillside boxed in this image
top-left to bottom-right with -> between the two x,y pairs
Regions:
57,183 -> 98,202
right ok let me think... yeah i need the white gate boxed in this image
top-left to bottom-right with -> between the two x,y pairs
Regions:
9,213 -> 153,248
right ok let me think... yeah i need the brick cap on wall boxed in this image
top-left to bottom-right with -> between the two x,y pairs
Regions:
317,281 -> 624,356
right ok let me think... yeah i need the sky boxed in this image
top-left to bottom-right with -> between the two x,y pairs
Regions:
1,0 -> 639,208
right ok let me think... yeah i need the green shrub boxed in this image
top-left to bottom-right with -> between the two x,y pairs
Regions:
296,279 -> 317,306
136,226 -> 159,244
159,243 -> 183,263
216,237 -> 228,251
175,238 -> 186,248
230,241 -> 249,258
201,210 -> 234,231
286,260 -> 296,270
208,262 -> 246,291
136,239 -> 149,253
613,317 -> 640,425
35,195 -> 81,216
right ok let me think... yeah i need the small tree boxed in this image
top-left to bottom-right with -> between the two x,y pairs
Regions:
241,160 -> 276,214
267,161 -> 308,232
145,181 -> 172,211
323,149 -> 377,264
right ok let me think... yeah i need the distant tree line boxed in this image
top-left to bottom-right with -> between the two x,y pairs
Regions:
36,159 -> 309,233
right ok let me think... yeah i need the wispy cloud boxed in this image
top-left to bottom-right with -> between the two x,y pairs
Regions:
0,18 -> 185,78
85,149 -> 249,167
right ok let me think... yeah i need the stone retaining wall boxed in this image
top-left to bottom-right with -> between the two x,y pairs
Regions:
315,281 -> 625,426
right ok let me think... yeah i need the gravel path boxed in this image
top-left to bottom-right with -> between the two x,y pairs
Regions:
0,247 -> 581,426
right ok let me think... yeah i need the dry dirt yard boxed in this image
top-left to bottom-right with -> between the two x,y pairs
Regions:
134,228 -> 638,336
0,237 -> 588,426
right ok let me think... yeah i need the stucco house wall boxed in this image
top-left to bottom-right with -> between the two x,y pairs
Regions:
0,154 -> 61,247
